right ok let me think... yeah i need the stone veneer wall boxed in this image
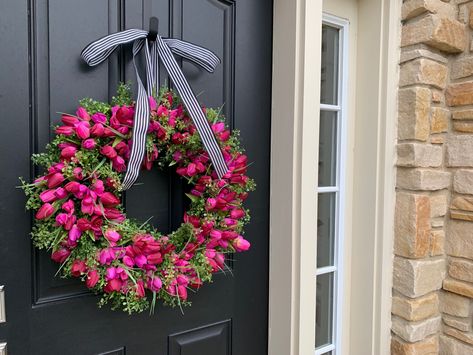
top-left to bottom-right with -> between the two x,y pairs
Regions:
393,1 -> 473,354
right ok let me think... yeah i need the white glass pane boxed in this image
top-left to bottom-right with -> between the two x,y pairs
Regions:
320,25 -> 339,105
317,192 -> 336,268
318,110 -> 337,187
315,272 -> 334,348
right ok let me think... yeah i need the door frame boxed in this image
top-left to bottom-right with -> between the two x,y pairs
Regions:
268,0 -> 401,354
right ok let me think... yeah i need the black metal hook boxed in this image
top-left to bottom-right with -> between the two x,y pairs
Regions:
147,17 -> 159,41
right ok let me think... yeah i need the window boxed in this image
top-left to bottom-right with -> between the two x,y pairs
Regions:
315,14 -> 348,355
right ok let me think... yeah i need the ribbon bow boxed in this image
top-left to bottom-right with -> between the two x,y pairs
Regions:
81,29 -> 229,190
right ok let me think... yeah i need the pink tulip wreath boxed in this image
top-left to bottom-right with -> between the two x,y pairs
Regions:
21,84 -> 255,314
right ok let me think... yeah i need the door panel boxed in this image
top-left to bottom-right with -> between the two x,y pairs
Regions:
0,0 -> 271,354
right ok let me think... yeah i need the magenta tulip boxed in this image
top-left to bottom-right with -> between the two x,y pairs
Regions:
61,114 -> 79,126
40,189 -> 56,203
55,126 -> 74,136
47,172 -> 65,188
230,209 -> 245,219
71,259 -> 87,277
60,146 -> 77,160
36,203 -> 55,220
82,138 -> 96,150
90,123 -> 105,137
112,155 -> 126,172
91,112 -> 107,124
51,248 -> 70,263
104,229 -> 121,244
233,236 -> 250,252
76,107 -> 90,121
75,121 -> 90,139
100,192 -> 120,206
86,270 -> 99,288
100,145 -> 117,159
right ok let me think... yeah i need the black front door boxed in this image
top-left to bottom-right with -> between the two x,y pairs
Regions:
0,1 -> 272,354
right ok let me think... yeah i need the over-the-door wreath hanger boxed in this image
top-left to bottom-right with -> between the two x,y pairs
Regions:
21,19 -> 254,314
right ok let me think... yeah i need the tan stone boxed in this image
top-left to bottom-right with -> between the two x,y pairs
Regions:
431,90 -> 444,104
443,314 -> 471,331
452,109 -> 473,120
402,0 -> 456,20
397,168 -> 450,191
430,107 -> 449,133
398,87 -> 431,141
443,278 -> 473,298
451,210 -> 473,221
401,15 -> 466,53
453,121 -> 473,133
451,56 -> 473,79
454,170 -> 473,194
393,257 -> 446,297
392,315 -> 441,342
446,81 -> 473,106
395,193 -> 431,258
401,47 -> 448,64
391,335 -> 439,355
446,135 -> 473,166
392,293 -> 439,321
431,135 -> 445,144
440,290 -> 471,317
440,334 -> 473,355
447,220 -> 473,259
431,217 -> 445,228
400,59 -> 448,89
443,325 -> 473,345
451,196 -> 473,211
430,194 -> 447,217
397,143 -> 443,168
430,230 -> 445,256
449,258 -> 473,283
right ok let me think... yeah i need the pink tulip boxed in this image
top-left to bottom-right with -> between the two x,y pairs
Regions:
71,259 -> 87,277
104,278 -> 122,293
55,126 -> 74,136
100,145 -> 117,159
47,173 -> 65,188
40,189 -> 57,203
68,225 -> 82,242
51,248 -> 70,263
60,146 -> 77,160
100,192 -> 120,206
205,198 -> 217,211
187,163 -> 197,176
62,199 -> 74,213
105,267 -> 117,280
90,123 -> 105,137
122,255 -> 134,267
86,270 -> 99,288
76,107 -> 90,121
177,285 -> 188,300
75,121 -> 90,139
55,213 -> 68,226
36,203 -> 55,219
149,277 -> 162,291
112,155 -> 126,172
91,112 -> 107,124
104,229 -> 121,244
135,280 -> 145,298
212,122 -> 225,133
99,248 -> 115,265
157,105 -> 168,117
233,236 -> 250,252
210,229 -> 222,240
103,208 -> 125,222
134,255 -> 147,268
82,138 -> 96,150
72,167 -> 83,180
147,253 -> 162,265
61,114 -> 79,126
81,197 -> 94,215
230,209 -> 245,219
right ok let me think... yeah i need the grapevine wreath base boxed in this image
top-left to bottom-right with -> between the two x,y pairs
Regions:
21,84 -> 254,314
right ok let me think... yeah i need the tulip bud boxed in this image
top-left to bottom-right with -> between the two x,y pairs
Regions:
81,138 -> 96,150
112,155 -> 126,172
60,146 -> 77,160
76,107 -> 90,121
71,259 -> 87,277
100,145 -> 117,159
75,121 -> 90,139
230,209 -> 245,219
47,172 -> 65,188
51,248 -> 70,263
90,123 -> 105,137
100,192 -> 120,206
36,203 -> 55,220
233,236 -> 251,252
104,229 -> 121,243
55,126 -> 74,136
91,112 -> 107,124
86,270 -> 99,288
40,189 -> 57,203
61,114 -> 79,126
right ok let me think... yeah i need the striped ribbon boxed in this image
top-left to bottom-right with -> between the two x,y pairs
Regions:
81,29 -> 228,190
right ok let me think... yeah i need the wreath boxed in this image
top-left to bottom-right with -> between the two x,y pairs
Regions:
21,84 -> 254,314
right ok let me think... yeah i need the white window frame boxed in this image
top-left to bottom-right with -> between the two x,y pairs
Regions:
315,13 -> 349,355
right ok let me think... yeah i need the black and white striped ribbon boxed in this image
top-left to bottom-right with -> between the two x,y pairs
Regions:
81,29 -> 228,190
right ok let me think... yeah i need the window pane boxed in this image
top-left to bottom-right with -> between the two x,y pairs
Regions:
320,25 -> 339,105
318,110 -> 337,187
317,192 -> 336,268
315,272 -> 334,348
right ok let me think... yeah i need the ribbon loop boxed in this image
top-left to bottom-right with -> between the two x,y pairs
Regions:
81,29 -> 229,190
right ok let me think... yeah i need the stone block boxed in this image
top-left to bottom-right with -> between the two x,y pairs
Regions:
446,81 -> 473,106
449,258 -> 473,283
451,56 -> 473,79
430,230 -> 445,256
393,257 -> 446,297
451,196 -> 473,211
392,315 -> 441,342
397,168 -> 450,191
398,87 -> 431,141
446,135 -> 473,166
391,335 -> 439,355
440,334 -> 473,355
452,109 -> 473,120
395,193 -> 431,258
443,314 -> 471,331
397,143 -> 443,168
392,293 -> 439,321
440,290 -> 471,317
443,325 -> 473,345
430,107 -> 449,133
443,278 -> 473,299
401,15 -> 466,53
446,220 -> 473,259
400,59 -> 448,89
453,121 -> 473,133
454,170 -> 473,194
430,194 -> 447,217
402,0 -> 456,20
